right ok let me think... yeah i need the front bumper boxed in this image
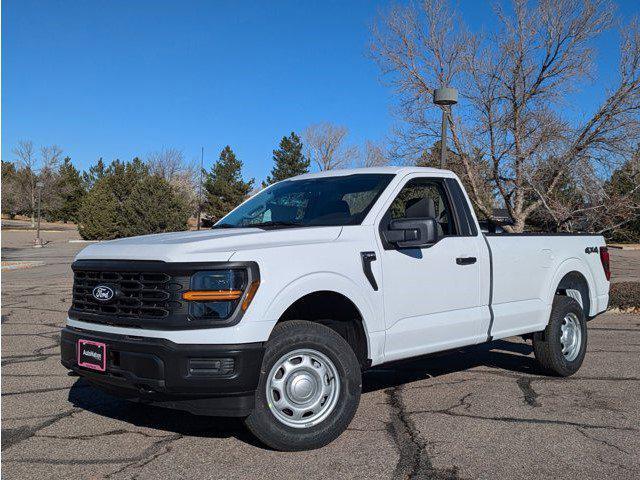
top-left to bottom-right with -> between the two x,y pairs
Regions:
61,327 -> 264,416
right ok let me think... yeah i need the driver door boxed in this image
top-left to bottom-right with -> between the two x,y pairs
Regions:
378,176 -> 484,362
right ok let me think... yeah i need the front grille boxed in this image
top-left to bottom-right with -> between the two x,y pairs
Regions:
71,269 -> 187,321
69,259 -> 259,330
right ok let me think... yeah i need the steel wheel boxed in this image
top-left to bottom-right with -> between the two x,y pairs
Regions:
266,348 -> 340,428
560,312 -> 582,361
534,296 -> 587,377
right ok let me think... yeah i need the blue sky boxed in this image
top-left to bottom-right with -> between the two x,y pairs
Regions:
3,0 -> 639,183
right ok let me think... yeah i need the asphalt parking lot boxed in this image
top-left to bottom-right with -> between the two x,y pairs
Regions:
2,229 -> 640,479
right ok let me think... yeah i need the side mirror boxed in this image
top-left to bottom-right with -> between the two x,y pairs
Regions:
384,217 -> 439,248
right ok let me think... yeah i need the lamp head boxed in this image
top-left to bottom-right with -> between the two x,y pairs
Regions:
433,87 -> 458,106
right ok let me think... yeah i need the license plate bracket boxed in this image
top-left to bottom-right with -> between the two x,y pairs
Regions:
77,339 -> 107,372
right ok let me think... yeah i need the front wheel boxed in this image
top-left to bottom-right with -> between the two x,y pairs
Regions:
245,320 -> 362,451
533,295 -> 587,376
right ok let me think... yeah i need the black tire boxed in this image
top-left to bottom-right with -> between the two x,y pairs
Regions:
533,295 -> 587,377
245,320 -> 361,451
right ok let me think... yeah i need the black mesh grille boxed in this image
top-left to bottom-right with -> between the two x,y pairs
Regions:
69,260 -> 259,330
72,270 -> 186,320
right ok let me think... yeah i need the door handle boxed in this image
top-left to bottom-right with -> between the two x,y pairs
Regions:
456,256 -> 477,265
360,251 -> 378,291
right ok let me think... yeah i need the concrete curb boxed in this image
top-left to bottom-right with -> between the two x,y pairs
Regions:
2,229 -> 73,233
1,261 -> 46,271
608,244 -> 640,250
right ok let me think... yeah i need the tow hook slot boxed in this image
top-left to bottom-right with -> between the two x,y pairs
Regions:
137,385 -> 156,395
360,251 -> 378,291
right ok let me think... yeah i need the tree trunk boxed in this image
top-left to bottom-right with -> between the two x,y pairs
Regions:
505,216 -> 526,233
30,187 -> 36,228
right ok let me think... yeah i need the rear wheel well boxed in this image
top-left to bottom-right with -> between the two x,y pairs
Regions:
556,271 -> 591,319
276,291 -> 369,368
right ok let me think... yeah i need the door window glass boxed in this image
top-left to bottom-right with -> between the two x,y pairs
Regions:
386,179 -> 456,236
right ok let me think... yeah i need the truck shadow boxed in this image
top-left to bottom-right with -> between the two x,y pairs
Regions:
362,338 -> 540,393
67,338 -> 539,445
67,380 -> 262,447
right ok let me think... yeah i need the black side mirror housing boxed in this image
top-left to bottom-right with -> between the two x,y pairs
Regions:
384,217 -> 439,248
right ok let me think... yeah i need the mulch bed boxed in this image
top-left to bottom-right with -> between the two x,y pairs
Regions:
608,282 -> 640,312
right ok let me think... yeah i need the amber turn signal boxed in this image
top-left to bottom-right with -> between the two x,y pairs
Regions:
241,280 -> 260,311
182,290 -> 243,301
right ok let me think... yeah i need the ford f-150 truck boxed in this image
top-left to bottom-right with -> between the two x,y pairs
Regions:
61,167 -> 611,450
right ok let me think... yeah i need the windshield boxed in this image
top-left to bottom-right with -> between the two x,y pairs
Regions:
217,174 -> 394,228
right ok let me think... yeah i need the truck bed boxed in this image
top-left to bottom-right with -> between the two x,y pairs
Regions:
484,233 -> 610,340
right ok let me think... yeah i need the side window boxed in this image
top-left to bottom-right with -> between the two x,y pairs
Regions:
386,179 -> 457,236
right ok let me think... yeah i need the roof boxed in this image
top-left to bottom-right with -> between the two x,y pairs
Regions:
290,166 -> 455,180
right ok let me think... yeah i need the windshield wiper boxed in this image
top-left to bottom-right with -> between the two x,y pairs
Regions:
210,223 -> 242,229
248,221 -> 304,229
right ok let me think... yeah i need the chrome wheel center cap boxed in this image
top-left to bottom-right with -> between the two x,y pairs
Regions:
288,373 -> 317,403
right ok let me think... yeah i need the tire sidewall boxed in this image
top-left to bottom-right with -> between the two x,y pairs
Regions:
549,298 -> 588,375
247,322 -> 361,450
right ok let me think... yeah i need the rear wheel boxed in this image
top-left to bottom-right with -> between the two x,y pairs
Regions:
245,320 -> 361,451
533,295 -> 587,376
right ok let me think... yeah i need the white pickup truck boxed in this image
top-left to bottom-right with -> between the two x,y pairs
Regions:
61,167 -> 611,450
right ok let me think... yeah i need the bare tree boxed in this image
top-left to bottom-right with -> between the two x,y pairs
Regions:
11,141 -> 63,226
39,145 -> 64,215
357,140 -> 389,168
11,141 -> 37,224
530,148 -> 640,234
146,148 -> 187,182
303,123 -> 359,171
40,145 -> 63,170
13,140 -> 37,169
371,0 -> 640,232
145,147 -> 197,209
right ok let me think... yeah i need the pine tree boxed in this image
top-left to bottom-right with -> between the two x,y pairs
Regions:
104,158 -> 149,202
82,158 -> 106,190
78,158 -> 189,240
52,157 -> 86,222
77,177 -> 121,240
1,161 -> 19,216
203,146 -> 254,221
121,175 -> 191,237
78,158 -> 151,239
263,132 -> 309,186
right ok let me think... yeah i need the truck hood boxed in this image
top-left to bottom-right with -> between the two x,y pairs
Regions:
74,226 -> 343,263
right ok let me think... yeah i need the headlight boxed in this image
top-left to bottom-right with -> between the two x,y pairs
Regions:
190,269 -> 247,293
182,269 -> 259,320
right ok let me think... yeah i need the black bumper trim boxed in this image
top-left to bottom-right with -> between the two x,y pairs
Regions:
61,327 -> 264,417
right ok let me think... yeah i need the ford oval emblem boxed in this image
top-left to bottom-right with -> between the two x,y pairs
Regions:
92,285 -> 115,302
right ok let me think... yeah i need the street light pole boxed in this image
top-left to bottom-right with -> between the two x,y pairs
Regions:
34,181 -> 45,248
439,108 -> 448,169
433,87 -> 458,169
